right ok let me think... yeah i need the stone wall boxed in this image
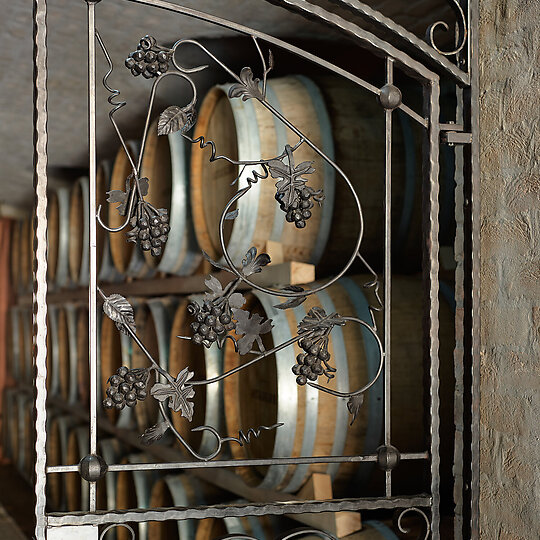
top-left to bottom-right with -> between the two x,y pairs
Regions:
479,0 -> 540,537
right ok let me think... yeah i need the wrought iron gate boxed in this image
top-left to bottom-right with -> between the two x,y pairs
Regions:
31,0 -> 480,538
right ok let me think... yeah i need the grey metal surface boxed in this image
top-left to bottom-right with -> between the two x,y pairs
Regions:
47,451 -> 429,473
54,186 -> 72,289
32,5 -> 48,535
47,495 -> 432,527
87,0 -> 99,515
383,57 -> 393,498
424,77 -> 442,539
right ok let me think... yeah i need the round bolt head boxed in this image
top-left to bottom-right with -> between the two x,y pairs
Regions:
378,84 -> 402,110
79,454 -> 108,482
376,444 -> 401,471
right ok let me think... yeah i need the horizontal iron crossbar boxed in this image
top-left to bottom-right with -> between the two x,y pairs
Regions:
47,496 -> 432,527
47,452 -> 429,473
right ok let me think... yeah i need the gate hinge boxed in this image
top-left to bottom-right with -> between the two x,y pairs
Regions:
440,123 -> 472,145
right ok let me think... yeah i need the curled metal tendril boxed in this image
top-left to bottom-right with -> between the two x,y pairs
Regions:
356,251 -> 383,331
157,401 -> 281,461
396,507 -> 431,540
426,0 -> 468,56
100,524 -> 135,540
95,29 -> 137,174
219,423 -> 284,446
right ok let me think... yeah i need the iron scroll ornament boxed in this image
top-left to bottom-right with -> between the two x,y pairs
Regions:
97,32 -> 386,461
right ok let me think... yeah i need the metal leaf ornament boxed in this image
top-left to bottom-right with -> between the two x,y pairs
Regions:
268,145 -> 323,229
158,104 -> 197,135
150,367 -> 195,421
274,285 -> 307,310
141,421 -> 170,445
102,294 -> 136,335
347,394 -> 364,425
204,275 -> 224,300
228,67 -> 264,101
241,246 -> 271,277
107,175 -> 148,216
232,309 -> 273,355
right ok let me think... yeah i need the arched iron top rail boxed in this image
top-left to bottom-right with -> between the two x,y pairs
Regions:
123,0 -> 446,127
300,0 -> 470,86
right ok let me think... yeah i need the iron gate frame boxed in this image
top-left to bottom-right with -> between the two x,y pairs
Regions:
30,0 -> 480,538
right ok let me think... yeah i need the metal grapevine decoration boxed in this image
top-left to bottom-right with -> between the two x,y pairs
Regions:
269,144 -> 324,229
102,367 -> 149,410
292,307 -> 345,385
125,35 -> 172,78
96,32 -> 388,461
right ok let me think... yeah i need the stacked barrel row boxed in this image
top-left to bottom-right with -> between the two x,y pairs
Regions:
4,273 -> 454,500
3,74 -> 454,532
30,74 -> 453,290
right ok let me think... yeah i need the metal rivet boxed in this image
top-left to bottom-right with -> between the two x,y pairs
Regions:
79,454 -> 108,482
378,84 -> 402,110
376,444 -> 401,471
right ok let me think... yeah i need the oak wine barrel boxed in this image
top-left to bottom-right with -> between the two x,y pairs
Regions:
19,217 -> 33,292
44,305 -> 72,401
97,161 -> 122,283
315,75 -> 455,274
109,141 -> 151,278
46,415 -> 79,511
47,186 -> 71,288
116,454 -> 159,540
68,177 -> 90,286
100,298 -> 138,426
5,309 -> 15,381
5,392 -> 33,477
66,426 -> 90,512
130,298 -> 176,432
148,475 -> 207,540
140,119 -> 201,275
11,306 -> 32,384
195,513 -> 280,540
191,76 -> 335,266
76,306 -> 90,407
98,438 -> 127,513
9,219 -> 21,289
224,275 -> 454,495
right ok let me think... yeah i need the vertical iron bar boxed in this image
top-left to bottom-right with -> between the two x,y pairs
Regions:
384,57 -> 393,498
423,78 -> 441,538
33,0 -> 48,537
469,0 -> 480,536
453,85 -> 465,540
87,0 -> 98,512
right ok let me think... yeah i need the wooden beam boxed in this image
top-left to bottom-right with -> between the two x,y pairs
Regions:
17,261 -> 315,305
